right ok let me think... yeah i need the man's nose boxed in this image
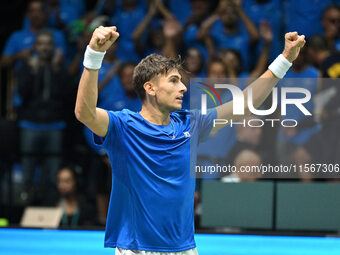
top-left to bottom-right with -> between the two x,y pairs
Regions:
180,82 -> 187,93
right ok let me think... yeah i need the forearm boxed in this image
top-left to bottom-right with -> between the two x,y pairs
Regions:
216,69 -> 278,121
1,54 -> 22,68
237,9 -> 259,42
132,13 -> 154,41
250,41 -> 271,78
244,70 -> 278,114
158,2 -> 174,20
204,36 -> 216,61
75,68 -> 99,123
197,14 -> 218,40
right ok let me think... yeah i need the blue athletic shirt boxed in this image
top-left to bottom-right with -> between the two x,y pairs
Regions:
94,108 -> 217,252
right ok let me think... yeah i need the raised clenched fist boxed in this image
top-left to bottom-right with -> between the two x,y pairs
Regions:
282,32 -> 306,62
89,26 -> 120,52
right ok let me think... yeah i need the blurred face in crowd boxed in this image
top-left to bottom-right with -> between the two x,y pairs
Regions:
236,116 -> 262,146
322,7 -> 340,35
306,35 -> 328,66
27,1 -> 46,29
120,64 -> 136,93
57,168 -> 76,197
235,150 -> 262,181
185,48 -> 203,75
35,33 -> 54,61
220,50 -> 242,75
190,0 -> 209,18
207,61 -> 227,79
122,0 -> 137,11
219,5 -> 238,27
149,29 -> 165,51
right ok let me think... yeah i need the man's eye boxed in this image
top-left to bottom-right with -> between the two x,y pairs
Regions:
171,79 -> 178,83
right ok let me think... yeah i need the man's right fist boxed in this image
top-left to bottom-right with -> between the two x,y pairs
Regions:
89,26 -> 120,52
282,32 -> 305,63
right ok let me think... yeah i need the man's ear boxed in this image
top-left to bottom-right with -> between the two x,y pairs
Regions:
143,81 -> 156,97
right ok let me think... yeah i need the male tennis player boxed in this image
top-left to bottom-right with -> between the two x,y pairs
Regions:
75,26 -> 305,254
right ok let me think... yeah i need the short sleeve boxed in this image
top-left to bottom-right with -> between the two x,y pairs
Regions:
93,110 -> 124,149
190,108 -> 217,142
2,33 -> 17,56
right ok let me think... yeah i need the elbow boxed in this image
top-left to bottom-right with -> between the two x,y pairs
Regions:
74,106 -> 95,124
74,107 -> 83,122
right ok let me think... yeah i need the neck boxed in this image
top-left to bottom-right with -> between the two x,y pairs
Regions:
30,24 -> 43,33
63,193 -> 76,202
224,24 -> 238,34
139,102 -> 171,125
39,58 -> 51,65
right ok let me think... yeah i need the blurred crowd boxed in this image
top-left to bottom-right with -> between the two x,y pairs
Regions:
0,0 -> 340,227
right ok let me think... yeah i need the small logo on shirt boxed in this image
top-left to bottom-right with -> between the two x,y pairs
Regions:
183,131 -> 190,138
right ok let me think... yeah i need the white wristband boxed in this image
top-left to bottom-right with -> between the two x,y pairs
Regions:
83,45 -> 106,70
268,54 -> 292,79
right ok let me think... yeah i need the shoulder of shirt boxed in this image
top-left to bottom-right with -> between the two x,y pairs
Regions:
171,109 -> 190,116
10,29 -> 28,39
306,66 -> 319,77
107,108 -> 137,117
106,109 -> 139,125
51,29 -> 65,37
211,18 -> 222,28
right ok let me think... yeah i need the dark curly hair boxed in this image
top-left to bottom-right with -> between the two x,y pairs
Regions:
132,54 -> 183,102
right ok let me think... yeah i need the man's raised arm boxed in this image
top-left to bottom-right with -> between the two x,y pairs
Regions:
212,32 -> 306,133
74,26 -> 119,137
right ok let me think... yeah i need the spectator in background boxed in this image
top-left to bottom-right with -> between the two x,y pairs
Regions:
293,36 -> 340,180
276,47 -> 320,170
45,0 -> 86,29
94,0 -> 117,17
97,44 -> 121,104
17,30 -> 73,204
321,5 -> 340,52
181,47 -> 206,109
1,0 -> 67,69
198,0 -> 259,71
110,0 -> 146,61
182,0 -> 213,61
194,58 -> 237,226
132,0 -> 181,59
183,48 -> 206,79
284,0 -> 338,39
226,115 -> 265,167
221,149 -> 262,182
196,59 -> 237,179
99,62 -> 141,111
219,19 -> 273,79
242,0 -> 282,62
307,35 -> 340,78
167,0 -> 192,25
48,166 -> 95,227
